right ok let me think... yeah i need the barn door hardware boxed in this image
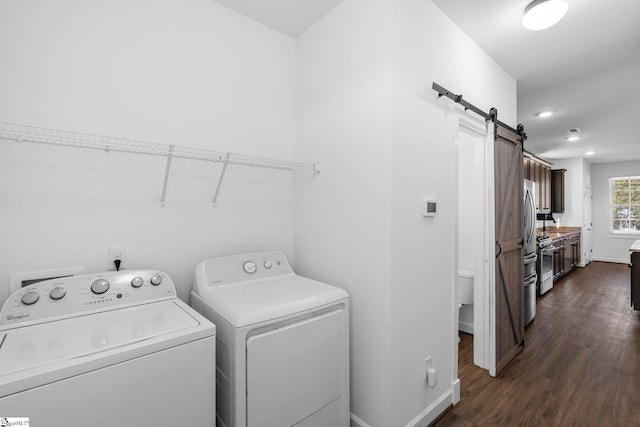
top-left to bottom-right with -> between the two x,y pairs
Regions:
432,82 -> 526,141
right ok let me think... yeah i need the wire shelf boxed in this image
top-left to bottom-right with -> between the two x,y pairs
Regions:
0,121 -> 319,206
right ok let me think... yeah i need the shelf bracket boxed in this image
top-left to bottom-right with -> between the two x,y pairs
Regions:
160,145 -> 174,207
212,152 -> 231,207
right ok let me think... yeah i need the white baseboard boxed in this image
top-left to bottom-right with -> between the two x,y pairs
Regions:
458,321 -> 474,335
592,257 -> 629,264
404,388 -> 454,427
351,385 -> 457,427
351,413 -> 371,427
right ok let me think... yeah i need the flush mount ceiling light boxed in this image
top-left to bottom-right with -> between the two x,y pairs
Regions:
567,135 -> 580,142
536,110 -> 556,118
522,0 -> 569,31
585,151 -> 595,156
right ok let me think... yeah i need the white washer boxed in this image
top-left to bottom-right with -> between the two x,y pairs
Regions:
0,270 -> 216,426
191,251 -> 349,427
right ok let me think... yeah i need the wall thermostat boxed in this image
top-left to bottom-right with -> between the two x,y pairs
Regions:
422,199 -> 437,217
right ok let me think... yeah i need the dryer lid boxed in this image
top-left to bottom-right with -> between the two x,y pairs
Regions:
194,274 -> 348,327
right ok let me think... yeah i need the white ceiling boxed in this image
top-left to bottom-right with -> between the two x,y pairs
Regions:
214,0 -> 640,164
212,0 -> 343,38
433,0 -> 640,164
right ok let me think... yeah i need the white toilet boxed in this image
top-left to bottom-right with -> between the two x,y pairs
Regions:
458,270 -> 474,335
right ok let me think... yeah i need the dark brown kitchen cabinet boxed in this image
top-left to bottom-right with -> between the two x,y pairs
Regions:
533,161 -> 542,209
569,234 -> 580,268
553,239 -> 565,281
538,165 -> 551,211
537,164 -> 547,211
552,233 -> 581,282
562,237 -> 580,274
523,156 -> 531,180
552,169 -> 566,213
524,152 -> 552,212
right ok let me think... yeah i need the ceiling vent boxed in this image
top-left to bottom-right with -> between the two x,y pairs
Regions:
566,128 -> 581,134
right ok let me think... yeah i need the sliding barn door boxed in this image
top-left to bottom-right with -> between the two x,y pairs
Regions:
494,124 -> 524,375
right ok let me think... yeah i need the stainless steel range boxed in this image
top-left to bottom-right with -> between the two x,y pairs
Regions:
537,236 -> 553,295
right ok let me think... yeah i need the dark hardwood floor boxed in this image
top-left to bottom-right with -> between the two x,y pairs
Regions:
435,261 -> 640,426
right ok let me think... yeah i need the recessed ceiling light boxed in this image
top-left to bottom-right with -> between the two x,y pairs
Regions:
522,0 -> 569,31
536,110 -> 555,118
585,151 -> 595,156
567,136 -> 580,142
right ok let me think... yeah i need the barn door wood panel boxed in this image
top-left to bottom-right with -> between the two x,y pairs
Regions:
494,124 -> 525,375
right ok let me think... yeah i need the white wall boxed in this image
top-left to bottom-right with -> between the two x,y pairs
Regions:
0,0 -> 298,303
592,160 -> 640,263
295,0 -> 393,424
551,158 -> 591,227
1,1 -> 518,424
296,0 -> 516,425
548,158 -> 593,265
389,1 -> 515,424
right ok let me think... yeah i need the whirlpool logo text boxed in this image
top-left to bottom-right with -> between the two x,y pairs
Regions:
5,314 -> 29,322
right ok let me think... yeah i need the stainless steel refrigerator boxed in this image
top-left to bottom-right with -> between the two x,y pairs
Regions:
523,179 -> 537,325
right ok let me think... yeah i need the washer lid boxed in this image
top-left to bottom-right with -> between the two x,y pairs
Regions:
0,300 -> 202,378
196,274 -> 348,327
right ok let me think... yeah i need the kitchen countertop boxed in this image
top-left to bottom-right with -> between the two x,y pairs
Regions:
630,240 -> 640,253
537,226 -> 582,240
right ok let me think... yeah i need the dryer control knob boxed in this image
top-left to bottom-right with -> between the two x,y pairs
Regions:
91,279 -> 110,294
243,261 -> 257,274
131,276 -> 144,288
150,274 -> 163,286
263,260 -> 272,269
21,290 -> 40,305
49,286 -> 66,300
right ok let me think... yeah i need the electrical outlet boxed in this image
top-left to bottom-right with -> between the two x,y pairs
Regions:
107,246 -> 126,271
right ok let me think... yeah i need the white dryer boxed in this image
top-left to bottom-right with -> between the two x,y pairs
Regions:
0,270 -> 216,426
191,251 -> 349,427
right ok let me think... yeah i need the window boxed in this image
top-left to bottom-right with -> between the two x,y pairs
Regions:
610,176 -> 640,234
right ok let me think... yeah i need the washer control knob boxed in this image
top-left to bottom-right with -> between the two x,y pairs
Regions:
150,274 -> 163,286
49,286 -> 66,300
21,291 -> 40,305
131,276 -> 144,288
91,279 -> 110,294
243,261 -> 257,274
263,260 -> 272,269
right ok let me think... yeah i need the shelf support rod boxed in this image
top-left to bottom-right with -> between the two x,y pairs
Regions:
212,152 -> 231,207
160,145 -> 174,207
